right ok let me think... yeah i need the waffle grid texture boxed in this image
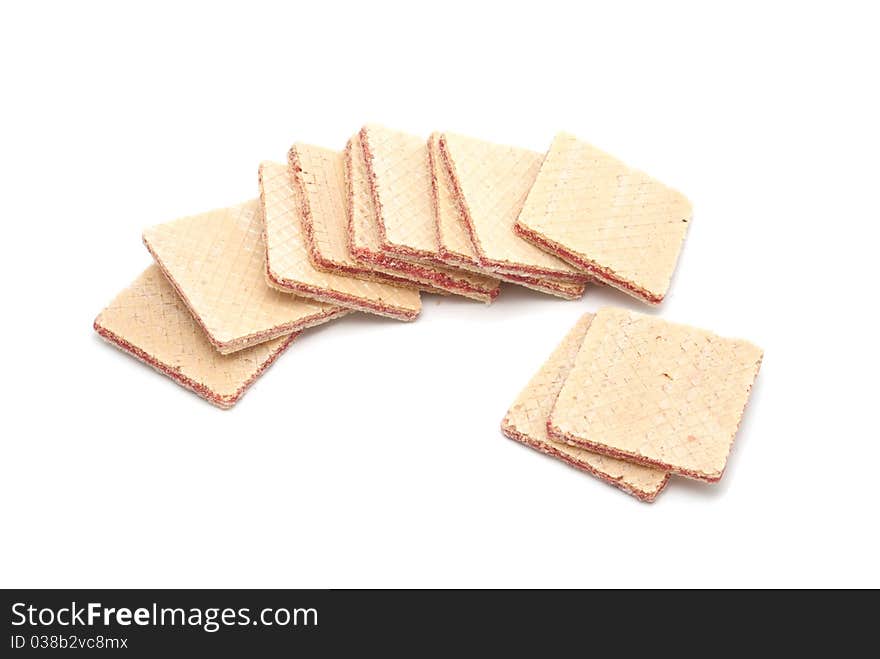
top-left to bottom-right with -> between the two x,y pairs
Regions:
428,133 -> 586,300
439,132 -> 586,283
359,124 -> 439,260
515,132 -> 692,304
502,313 -> 669,502
142,200 -> 346,354
94,266 -> 295,409
346,130 -> 499,302
290,142 -> 425,290
260,156 -> 422,320
548,308 -> 762,482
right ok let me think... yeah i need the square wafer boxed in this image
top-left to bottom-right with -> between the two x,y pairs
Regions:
515,132 -> 692,304
548,308 -> 763,482
439,132 -> 588,284
502,313 -> 669,502
358,124 -> 441,262
346,128 -> 500,302
143,200 -> 348,354
259,156 -> 422,321
94,265 -> 294,409
427,133 -> 586,301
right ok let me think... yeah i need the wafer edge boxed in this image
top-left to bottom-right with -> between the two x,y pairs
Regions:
501,418 -> 668,502
546,353 -> 763,482
93,319 -> 297,409
258,160 -> 420,321
427,135 -> 584,300
285,145 -> 429,291
358,126 -> 441,264
142,233 -> 345,353
513,222 -> 665,304
437,134 -> 586,284
347,134 -> 499,303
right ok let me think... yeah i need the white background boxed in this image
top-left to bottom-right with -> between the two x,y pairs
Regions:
1,1 -> 877,588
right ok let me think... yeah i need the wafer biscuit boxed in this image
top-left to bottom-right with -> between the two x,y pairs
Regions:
427,133 -> 586,300
502,314 -> 669,502
439,132 -> 587,284
359,124 -> 439,261
142,200 -> 347,354
548,308 -> 762,482
94,266 -> 294,409
260,156 -> 422,321
515,133 -> 692,304
345,132 -> 500,302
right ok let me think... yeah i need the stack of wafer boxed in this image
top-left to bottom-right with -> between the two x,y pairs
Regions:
502,308 -> 762,502
95,124 -> 701,411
